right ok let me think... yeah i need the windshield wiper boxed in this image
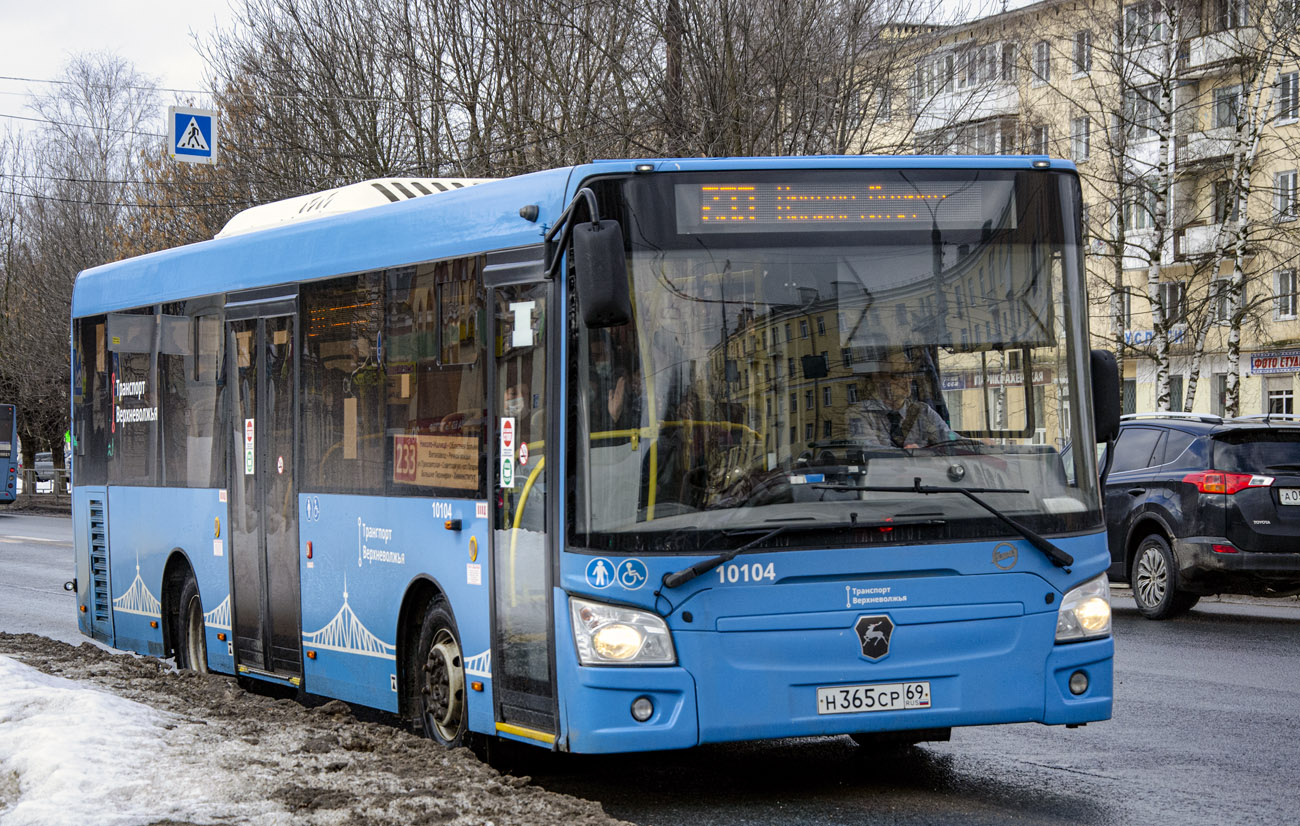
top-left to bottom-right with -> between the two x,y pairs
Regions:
660,515 -> 952,590
811,477 -> 1074,569
661,526 -> 791,589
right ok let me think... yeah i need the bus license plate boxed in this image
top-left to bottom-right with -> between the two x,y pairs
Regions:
1280,489 -> 1300,505
817,681 -> 931,715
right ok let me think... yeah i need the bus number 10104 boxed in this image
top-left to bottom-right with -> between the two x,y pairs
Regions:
719,562 -> 776,584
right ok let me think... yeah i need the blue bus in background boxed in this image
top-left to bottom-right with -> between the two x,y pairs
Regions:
1,404 -> 16,503
71,157 -> 1119,753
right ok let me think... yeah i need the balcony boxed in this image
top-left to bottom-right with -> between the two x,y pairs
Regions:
1176,126 -> 1236,167
1175,223 -> 1228,258
1181,28 -> 1258,77
914,82 -> 1019,132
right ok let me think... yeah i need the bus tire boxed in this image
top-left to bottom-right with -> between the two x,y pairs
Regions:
176,573 -> 210,674
1130,535 -> 1199,620
414,597 -> 468,747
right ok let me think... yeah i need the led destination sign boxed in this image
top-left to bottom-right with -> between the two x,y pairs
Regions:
674,179 -> 1016,234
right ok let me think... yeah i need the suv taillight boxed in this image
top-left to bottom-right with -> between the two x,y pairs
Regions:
1182,471 -> 1274,494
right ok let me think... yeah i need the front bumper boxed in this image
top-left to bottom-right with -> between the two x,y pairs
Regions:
557,608 -> 1113,753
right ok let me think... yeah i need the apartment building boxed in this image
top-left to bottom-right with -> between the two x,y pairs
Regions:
866,0 -> 1300,416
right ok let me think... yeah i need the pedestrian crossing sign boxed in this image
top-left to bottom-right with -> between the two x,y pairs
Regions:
168,105 -> 217,164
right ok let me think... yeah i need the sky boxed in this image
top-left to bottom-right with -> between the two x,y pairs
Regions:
0,0 -> 234,130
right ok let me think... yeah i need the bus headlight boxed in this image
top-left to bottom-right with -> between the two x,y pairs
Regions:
1055,575 -> 1112,642
570,597 -> 676,666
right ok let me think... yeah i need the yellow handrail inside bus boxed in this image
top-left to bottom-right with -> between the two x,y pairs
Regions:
507,454 -> 545,607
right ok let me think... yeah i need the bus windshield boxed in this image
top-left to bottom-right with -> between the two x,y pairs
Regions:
568,169 -> 1103,554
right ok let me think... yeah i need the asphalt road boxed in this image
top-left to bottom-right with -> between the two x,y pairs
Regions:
3,511 -> 1297,825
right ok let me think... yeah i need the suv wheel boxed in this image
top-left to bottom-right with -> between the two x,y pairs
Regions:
1130,535 -> 1200,620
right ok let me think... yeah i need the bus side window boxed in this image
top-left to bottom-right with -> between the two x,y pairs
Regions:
302,273 -> 387,494
384,256 -> 487,498
73,316 -> 110,486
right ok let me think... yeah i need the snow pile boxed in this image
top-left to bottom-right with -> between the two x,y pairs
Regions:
0,654 -> 235,826
0,636 -> 625,826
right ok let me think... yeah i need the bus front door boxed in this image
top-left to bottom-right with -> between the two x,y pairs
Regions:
226,307 -> 301,681
490,280 -> 557,744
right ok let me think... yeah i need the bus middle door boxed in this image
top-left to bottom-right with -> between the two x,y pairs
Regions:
226,294 -> 302,683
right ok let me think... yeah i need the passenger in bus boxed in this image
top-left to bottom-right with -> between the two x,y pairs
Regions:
848,348 -> 956,449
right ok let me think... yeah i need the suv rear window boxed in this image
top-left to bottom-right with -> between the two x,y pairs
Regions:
1213,430 -> 1300,473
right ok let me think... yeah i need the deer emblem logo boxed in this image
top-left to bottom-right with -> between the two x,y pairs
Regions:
854,615 -> 894,660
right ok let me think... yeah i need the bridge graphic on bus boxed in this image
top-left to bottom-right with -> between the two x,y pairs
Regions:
301,580 -> 397,661
203,595 -> 231,631
112,558 -> 162,618
465,649 -> 491,678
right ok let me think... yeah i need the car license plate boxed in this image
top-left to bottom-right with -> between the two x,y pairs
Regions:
816,681 -> 931,715
1280,489 -> 1300,506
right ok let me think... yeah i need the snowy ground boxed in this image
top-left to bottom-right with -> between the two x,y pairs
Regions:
0,633 -> 625,826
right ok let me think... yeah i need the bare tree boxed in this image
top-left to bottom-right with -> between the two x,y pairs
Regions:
0,53 -> 158,468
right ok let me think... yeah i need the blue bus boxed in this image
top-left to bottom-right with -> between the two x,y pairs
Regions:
1,404 -> 16,503
71,157 -> 1119,753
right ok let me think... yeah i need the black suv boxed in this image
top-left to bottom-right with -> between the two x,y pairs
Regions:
1103,412 -> 1300,619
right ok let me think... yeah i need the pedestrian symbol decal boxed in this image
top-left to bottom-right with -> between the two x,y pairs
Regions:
616,559 -> 648,590
586,557 -> 614,589
178,118 -> 210,151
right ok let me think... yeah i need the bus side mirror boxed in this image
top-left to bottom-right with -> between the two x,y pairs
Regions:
1090,349 -> 1121,443
573,220 -> 631,328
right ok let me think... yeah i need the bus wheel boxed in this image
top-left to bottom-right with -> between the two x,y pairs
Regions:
176,573 -> 209,674
415,598 -> 467,747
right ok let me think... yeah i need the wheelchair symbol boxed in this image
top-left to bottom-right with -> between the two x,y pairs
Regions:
616,559 -> 648,590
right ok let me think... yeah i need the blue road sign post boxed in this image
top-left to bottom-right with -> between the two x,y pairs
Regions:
168,105 -> 217,165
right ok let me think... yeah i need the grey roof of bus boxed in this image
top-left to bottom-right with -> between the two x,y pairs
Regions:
72,155 -> 1075,316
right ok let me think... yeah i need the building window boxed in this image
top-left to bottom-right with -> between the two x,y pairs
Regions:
1214,85 -> 1243,129
805,390 -> 814,410
1031,124 -> 1050,155
1123,85 -> 1160,140
1217,0 -> 1249,30
1170,375 -> 1184,413
1073,30 -> 1092,74
1277,72 -> 1299,122
823,386 -> 832,406
1213,179 -> 1241,223
847,384 -> 859,404
799,320 -> 809,338
1268,383 -> 1294,415
1071,117 -> 1090,161
1159,281 -> 1187,325
1001,43 -> 1018,81
1125,2 -> 1163,44
1276,269 -> 1298,319
1213,373 -> 1229,417
1124,184 -> 1158,230
1211,279 -> 1233,323
1276,169 -> 1298,220
789,392 -> 797,412
1122,379 -> 1138,415
1117,290 -> 1134,328
816,317 -> 826,335
805,422 -> 814,441
823,420 -> 832,439
1033,41 -> 1051,84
